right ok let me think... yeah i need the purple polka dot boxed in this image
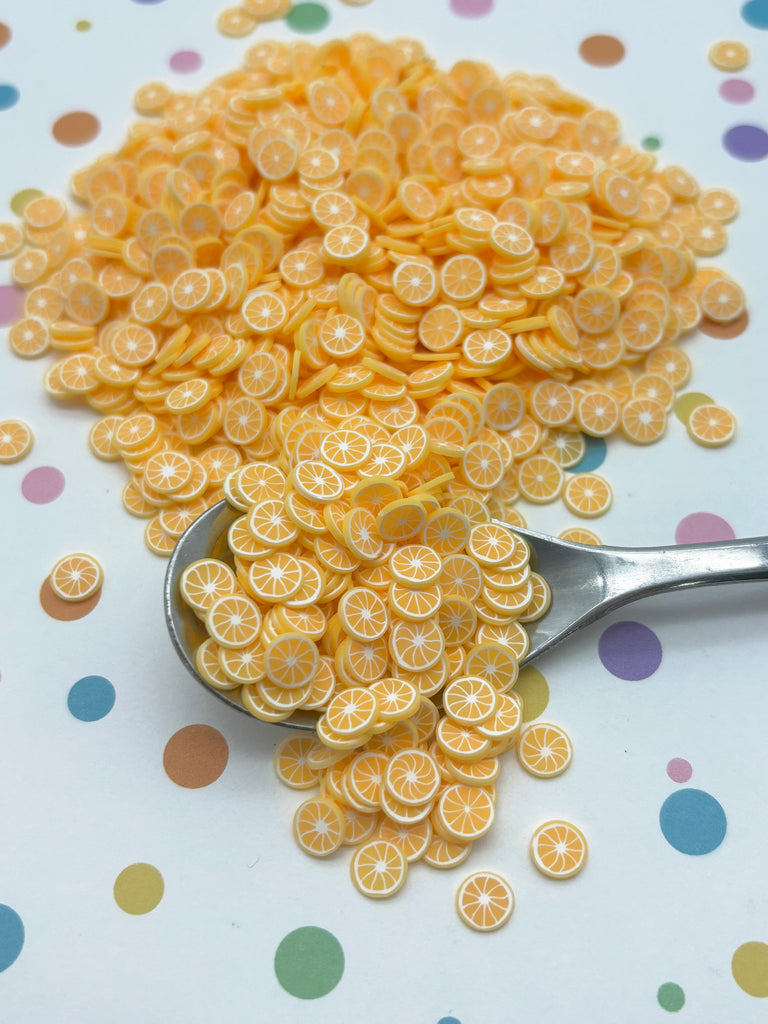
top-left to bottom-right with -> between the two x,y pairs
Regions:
667,758 -> 693,783
598,621 -> 662,680
674,512 -> 735,545
0,284 -> 24,327
21,466 -> 65,504
450,0 -> 494,15
169,50 -> 203,74
719,78 -> 755,104
131,0 -> 167,4
723,124 -> 768,160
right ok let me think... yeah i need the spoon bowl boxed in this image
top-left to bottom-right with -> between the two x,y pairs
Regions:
165,500 -> 768,727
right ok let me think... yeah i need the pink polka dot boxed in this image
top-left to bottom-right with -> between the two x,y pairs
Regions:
21,466 -> 65,504
674,512 -> 736,545
0,284 -> 24,327
449,0 -> 494,16
719,78 -> 755,104
169,50 -> 203,73
667,758 -> 693,783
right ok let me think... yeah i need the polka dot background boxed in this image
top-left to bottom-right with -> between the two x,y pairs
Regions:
0,1 -> 767,1020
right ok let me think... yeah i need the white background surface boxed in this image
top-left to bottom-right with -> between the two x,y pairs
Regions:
1,1 -> 767,1021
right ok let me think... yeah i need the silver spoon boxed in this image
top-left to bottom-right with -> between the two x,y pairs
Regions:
164,500 -> 768,731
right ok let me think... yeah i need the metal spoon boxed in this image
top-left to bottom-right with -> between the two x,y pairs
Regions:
164,501 -> 768,731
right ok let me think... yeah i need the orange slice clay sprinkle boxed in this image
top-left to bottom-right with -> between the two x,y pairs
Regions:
4,31 -> 747,924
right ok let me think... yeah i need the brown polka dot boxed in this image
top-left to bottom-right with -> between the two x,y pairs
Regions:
699,309 -> 749,338
579,34 -> 626,67
163,724 -> 229,788
52,111 -> 101,147
39,576 -> 102,620
0,23 -> 11,49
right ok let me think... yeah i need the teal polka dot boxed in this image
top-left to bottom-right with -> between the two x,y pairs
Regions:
742,0 -> 768,29
0,906 -> 24,972
0,84 -> 20,111
285,2 -> 330,32
659,789 -> 727,855
642,136 -> 661,151
67,675 -> 115,721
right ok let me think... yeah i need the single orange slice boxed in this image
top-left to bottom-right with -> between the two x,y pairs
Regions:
264,633 -> 319,689
273,735 -> 322,790
180,558 -> 237,614
384,748 -> 441,806
530,819 -> 588,879
562,473 -> 613,518
455,871 -> 514,931
389,619 -> 445,672
517,722 -> 573,778
350,838 -> 407,898
443,676 -> 498,726
389,545 -> 442,588
293,797 -> 345,857
338,587 -> 389,642
708,39 -> 749,71
50,552 -> 103,601
323,687 -> 379,738
0,419 -> 34,462
423,835 -> 472,870
291,461 -> 344,503
376,498 -> 427,543
464,642 -> 520,692
206,594 -> 262,649
421,509 -> 470,557
368,677 -> 420,723
467,523 -> 516,567
437,783 -> 495,841
686,403 -> 736,447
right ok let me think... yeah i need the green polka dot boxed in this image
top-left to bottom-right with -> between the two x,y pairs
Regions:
514,666 -> 549,721
674,392 -> 714,425
10,188 -> 43,217
113,863 -> 164,915
642,135 -> 662,151
274,926 -> 344,999
657,982 -> 685,1011
285,2 -> 331,32
75,20 -> 92,31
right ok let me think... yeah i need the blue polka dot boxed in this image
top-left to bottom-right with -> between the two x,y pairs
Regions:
0,905 -> 24,972
0,84 -> 20,111
659,789 -> 727,855
569,434 -> 606,472
742,0 -> 768,28
67,675 -> 115,721
437,1018 -> 462,1024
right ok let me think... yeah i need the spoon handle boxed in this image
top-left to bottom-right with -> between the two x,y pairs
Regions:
599,535 -> 768,603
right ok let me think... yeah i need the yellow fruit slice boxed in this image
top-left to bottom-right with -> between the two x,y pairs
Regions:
350,839 -> 407,898
530,819 -> 588,879
206,594 -> 262,649
273,735 -> 323,790
384,748 -> 441,806
264,633 -> 319,689
0,419 -> 34,462
437,783 -> 495,841
455,871 -> 514,931
50,552 -> 103,601
443,676 -> 498,726
323,686 -> 379,738
293,797 -> 345,857
517,722 -> 573,778
180,558 -> 238,614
